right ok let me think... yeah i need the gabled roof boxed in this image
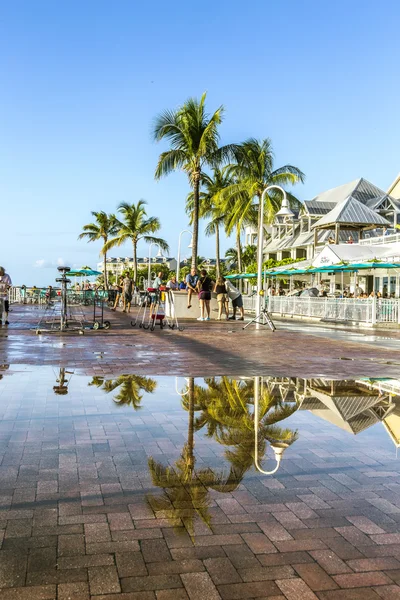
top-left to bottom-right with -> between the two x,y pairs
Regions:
311,196 -> 391,230
304,178 -> 390,211
388,172 -> 400,198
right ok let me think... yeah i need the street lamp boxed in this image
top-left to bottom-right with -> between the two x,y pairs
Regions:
148,243 -> 162,288
255,186 -> 293,329
254,376 -> 289,475
176,230 -> 193,283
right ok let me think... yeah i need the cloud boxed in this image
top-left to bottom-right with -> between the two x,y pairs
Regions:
34,258 -> 69,269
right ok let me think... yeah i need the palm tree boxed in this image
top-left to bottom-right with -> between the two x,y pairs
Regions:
192,377 -> 298,474
147,377 -> 243,539
225,245 -> 257,270
78,211 -> 119,289
103,200 -> 169,285
186,168 -> 233,278
89,374 -> 157,409
222,138 -> 305,260
153,93 -> 233,269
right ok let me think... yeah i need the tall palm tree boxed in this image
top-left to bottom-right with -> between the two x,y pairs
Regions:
103,200 -> 169,284
153,93 -> 233,269
89,374 -> 157,409
147,377 -> 243,539
78,211 -> 119,289
223,138 -> 305,260
186,168 -> 234,278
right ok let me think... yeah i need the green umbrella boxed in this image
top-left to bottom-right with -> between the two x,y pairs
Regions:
68,269 -> 102,277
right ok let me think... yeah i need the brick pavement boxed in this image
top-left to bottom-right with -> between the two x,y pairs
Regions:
0,306 -> 400,598
1,304 -> 400,378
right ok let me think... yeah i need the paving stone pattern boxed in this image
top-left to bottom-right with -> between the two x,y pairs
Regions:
1,304 -> 400,378
1,365 -> 400,598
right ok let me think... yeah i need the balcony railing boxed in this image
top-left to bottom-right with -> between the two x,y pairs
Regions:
359,232 -> 400,246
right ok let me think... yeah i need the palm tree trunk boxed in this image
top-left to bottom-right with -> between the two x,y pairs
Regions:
187,377 -> 195,469
191,172 -> 201,270
236,224 -> 243,274
103,241 -> 108,290
215,224 -> 220,279
133,241 -> 138,286
236,225 -> 243,293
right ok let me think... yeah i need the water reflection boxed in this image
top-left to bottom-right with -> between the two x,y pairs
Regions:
147,376 -> 298,536
268,376 -> 400,447
53,368 -> 74,395
148,377 -> 243,539
1,368 -> 400,539
89,374 -> 157,408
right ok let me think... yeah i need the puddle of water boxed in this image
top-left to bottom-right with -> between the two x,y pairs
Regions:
1,366 -> 400,593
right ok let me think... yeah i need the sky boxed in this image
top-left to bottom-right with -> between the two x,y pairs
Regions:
1,0 -> 400,286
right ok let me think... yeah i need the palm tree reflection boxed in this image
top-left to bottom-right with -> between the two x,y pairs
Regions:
148,377 -> 243,539
148,376 -> 298,539
89,374 -> 157,409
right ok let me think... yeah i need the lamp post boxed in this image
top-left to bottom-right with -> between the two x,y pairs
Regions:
255,186 -> 293,329
253,376 -> 289,475
176,230 -> 193,283
148,243 -> 163,288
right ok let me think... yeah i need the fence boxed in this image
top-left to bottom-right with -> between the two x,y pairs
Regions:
262,295 -> 399,324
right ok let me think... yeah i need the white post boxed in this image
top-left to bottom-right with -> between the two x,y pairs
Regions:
371,295 -> 377,325
256,185 -> 288,329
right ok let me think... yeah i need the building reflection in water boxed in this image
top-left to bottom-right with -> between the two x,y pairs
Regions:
147,375 -> 400,537
266,376 -> 400,451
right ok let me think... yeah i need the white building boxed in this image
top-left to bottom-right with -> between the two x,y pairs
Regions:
98,256 -> 177,279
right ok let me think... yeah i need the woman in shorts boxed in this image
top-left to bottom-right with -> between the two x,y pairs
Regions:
213,276 -> 229,320
196,269 -> 212,321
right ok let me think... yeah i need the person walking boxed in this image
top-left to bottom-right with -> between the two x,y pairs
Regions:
213,276 -> 229,320
185,268 -> 198,309
0,266 -> 12,325
122,274 -> 133,313
196,269 -> 212,321
111,276 -> 124,311
225,279 -> 245,321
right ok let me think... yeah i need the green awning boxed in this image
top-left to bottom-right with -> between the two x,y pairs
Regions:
225,273 -> 257,279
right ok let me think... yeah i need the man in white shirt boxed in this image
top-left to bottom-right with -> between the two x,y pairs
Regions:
0,266 -> 12,325
225,280 -> 245,321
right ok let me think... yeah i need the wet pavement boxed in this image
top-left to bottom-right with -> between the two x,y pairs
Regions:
1,370 -> 400,599
1,305 -> 400,378
1,305 -> 400,598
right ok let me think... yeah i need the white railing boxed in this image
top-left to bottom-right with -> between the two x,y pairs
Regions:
264,296 -> 400,324
359,232 -> 400,246
8,287 -> 22,303
377,299 -> 399,323
242,294 -> 257,312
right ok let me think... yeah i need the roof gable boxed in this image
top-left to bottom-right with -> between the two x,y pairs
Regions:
311,196 -> 391,229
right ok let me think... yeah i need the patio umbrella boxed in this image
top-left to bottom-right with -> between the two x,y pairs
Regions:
67,269 -> 102,276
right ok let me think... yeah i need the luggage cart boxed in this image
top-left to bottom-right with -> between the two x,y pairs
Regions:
130,289 -> 152,328
130,287 -> 183,331
91,290 -> 111,330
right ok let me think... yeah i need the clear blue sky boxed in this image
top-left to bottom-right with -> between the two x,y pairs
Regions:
1,0 -> 399,285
